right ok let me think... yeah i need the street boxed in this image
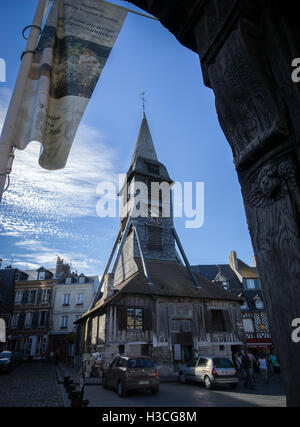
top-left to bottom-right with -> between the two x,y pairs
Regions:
85,377 -> 286,407
0,362 -> 286,407
0,362 -> 66,407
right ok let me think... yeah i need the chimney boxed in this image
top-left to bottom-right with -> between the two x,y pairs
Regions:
56,256 -> 71,276
229,250 -> 238,271
103,273 -> 114,300
252,255 -> 257,267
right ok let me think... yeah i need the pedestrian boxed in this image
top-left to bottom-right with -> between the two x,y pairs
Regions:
242,350 -> 255,389
257,354 -> 269,383
248,351 -> 256,383
269,350 -> 281,382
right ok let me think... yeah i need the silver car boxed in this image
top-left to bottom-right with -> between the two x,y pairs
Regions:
178,356 -> 238,389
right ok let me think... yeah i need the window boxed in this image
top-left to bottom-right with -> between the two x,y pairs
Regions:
213,358 -> 234,369
243,318 -> 255,333
41,289 -> 51,304
11,313 -> 20,328
245,279 -> 255,289
79,276 -> 85,284
39,311 -> 48,327
128,358 -> 155,368
15,291 -> 23,304
240,300 -> 248,310
38,271 -> 45,280
222,281 -> 229,290
211,310 -> 226,332
63,294 -> 70,305
66,277 -> 72,285
197,358 -> 208,367
255,299 -> 264,310
186,358 -> 198,367
28,290 -> 36,304
76,293 -> 84,305
61,315 -> 68,328
127,308 -> 143,330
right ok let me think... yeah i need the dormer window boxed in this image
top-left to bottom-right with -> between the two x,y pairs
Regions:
255,298 -> 264,310
38,271 -> 45,280
66,277 -> 72,285
79,276 -> 85,284
221,280 -> 229,290
240,300 -> 248,310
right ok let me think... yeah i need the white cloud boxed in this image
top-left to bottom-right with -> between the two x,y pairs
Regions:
0,87 -> 122,240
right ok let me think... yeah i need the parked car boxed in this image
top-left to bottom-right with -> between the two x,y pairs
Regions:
102,356 -> 160,397
178,356 -> 238,389
0,351 -> 17,373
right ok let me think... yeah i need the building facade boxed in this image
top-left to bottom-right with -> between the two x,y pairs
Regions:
0,263 -> 18,351
192,250 -> 273,356
50,266 -> 97,362
75,114 -> 245,374
7,267 -> 55,358
6,257 -> 99,360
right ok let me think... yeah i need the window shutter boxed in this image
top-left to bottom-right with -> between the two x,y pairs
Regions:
117,307 -> 127,331
18,312 -> 26,329
45,311 -> 50,327
22,291 -> 29,304
32,311 -> 39,328
37,290 -> 42,303
143,308 -> 152,331
147,226 -> 162,250
48,289 -> 53,303
223,311 -> 232,332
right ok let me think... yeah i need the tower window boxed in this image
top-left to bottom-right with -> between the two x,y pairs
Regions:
147,225 -> 162,250
147,163 -> 159,175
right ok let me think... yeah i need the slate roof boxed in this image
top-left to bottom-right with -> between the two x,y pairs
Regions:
191,264 -> 242,290
77,259 -> 243,321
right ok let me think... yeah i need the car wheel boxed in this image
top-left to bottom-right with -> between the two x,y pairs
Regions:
151,387 -> 159,395
117,381 -> 126,397
179,372 -> 186,384
102,375 -> 108,389
204,376 -> 213,390
229,383 -> 237,389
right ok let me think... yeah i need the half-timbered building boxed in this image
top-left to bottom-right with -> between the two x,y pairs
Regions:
75,114 -> 244,374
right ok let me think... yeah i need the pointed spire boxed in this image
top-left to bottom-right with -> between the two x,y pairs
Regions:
130,113 -> 158,165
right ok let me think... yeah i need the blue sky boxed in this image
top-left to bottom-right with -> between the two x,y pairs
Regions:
0,0 -> 254,276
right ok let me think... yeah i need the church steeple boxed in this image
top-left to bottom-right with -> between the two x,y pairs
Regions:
130,113 -> 158,166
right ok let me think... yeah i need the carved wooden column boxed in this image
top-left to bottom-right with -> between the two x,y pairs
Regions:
126,0 -> 300,406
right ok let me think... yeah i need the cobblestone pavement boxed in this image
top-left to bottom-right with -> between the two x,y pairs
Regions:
84,376 -> 286,407
0,362 -> 66,407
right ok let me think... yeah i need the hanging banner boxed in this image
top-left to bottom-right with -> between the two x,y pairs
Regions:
14,0 -> 127,170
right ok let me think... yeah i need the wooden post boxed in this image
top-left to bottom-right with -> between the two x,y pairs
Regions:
126,0 -> 300,406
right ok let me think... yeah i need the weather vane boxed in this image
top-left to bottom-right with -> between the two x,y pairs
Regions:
140,91 -> 148,114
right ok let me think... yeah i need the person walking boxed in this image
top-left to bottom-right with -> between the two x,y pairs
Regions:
242,350 -> 255,389
269,351 -> 281,382
257,354 -> 269,383
248,351 -> 256,383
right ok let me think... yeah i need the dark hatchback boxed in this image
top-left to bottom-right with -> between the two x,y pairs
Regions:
102,356 -> 160,397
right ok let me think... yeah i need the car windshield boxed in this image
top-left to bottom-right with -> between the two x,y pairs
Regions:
0,352 -> 11,359
213,358 -> 234,368
128,358 -> 155,368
